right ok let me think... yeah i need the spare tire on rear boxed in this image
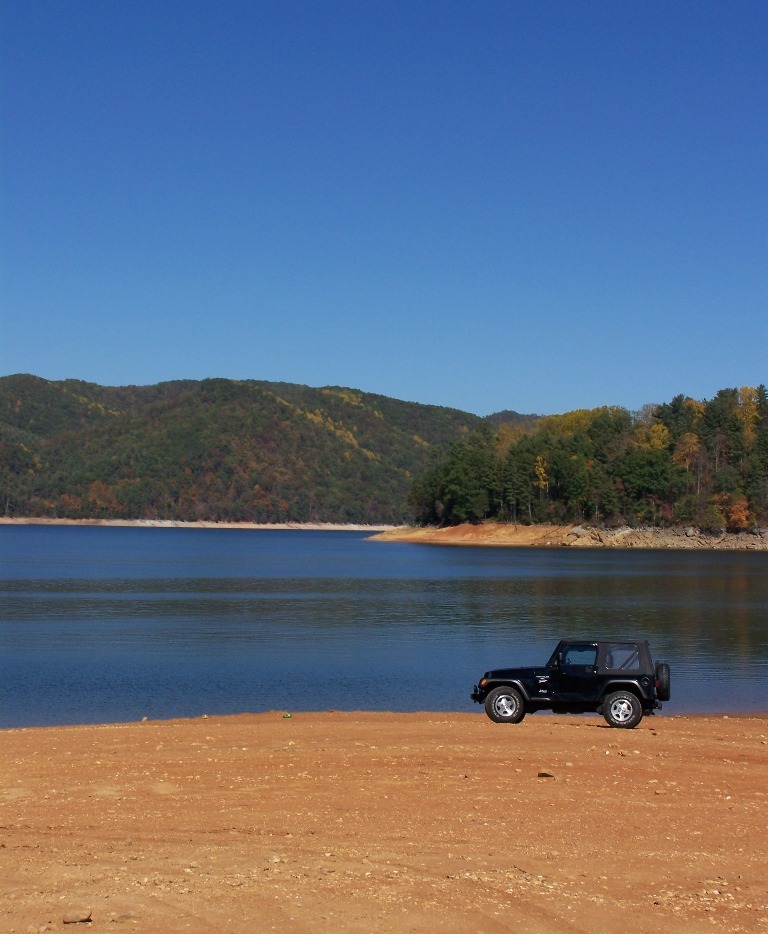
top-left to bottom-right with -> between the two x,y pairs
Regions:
655,661 -> 671,702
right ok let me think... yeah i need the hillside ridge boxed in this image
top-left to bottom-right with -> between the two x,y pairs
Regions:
0,374 -> 534,524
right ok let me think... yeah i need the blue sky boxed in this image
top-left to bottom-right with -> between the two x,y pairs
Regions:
2,1 -> 766,416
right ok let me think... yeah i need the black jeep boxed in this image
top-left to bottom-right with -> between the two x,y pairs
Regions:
471,640 -> 670,729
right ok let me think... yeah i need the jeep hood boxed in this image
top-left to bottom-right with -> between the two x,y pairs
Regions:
483,666 -> 548,680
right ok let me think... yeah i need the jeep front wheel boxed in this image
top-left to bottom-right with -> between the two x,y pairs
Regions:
484,686 -> 525,724
602,691 -> 643,729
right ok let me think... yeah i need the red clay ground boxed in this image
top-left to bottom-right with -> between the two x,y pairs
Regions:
371,522 -> 768,550
2,712 -> 767,933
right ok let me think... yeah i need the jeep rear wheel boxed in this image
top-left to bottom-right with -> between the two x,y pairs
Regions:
602,691 -> 643,729
484,685 -> 525,724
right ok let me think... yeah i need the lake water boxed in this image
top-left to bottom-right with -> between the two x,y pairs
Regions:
1,526 -> 767,727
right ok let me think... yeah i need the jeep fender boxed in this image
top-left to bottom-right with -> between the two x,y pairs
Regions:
599,680 -> 650,700
486,680 -> 531,702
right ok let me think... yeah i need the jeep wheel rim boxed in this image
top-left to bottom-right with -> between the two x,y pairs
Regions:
493,695 -> 517,718
610,698 -> 634,722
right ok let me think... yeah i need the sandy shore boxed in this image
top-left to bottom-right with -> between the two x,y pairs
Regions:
2,712 -> 767,933
371,522 -> 768,550
0,517 -> 396,532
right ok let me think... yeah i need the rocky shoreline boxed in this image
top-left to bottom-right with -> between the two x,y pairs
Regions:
3,517 -> 767,549
371,521 -> 768,550
567,524 -> 768,550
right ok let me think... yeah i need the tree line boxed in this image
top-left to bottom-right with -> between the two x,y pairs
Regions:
410,387 -> 768,531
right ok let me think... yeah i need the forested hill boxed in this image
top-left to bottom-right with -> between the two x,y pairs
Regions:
9,374 -> 764,530
0,374 -> 503,523
410,387 -> 768,531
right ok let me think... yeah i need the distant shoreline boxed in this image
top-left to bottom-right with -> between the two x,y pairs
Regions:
3,517 -> 768,549
370,521 -> 768,550
0,517 -> 400,532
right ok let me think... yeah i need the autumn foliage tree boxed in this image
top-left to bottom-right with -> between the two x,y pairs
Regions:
411,388 -> 768,529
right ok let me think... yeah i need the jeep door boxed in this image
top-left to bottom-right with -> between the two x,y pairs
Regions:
549,643 -> 600,702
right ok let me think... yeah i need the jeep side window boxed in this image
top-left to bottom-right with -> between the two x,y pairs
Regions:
603,643 -> 641,670
561,646 -> 597,667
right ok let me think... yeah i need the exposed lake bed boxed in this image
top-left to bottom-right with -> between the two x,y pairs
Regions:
2,711 -> 767,933
372,521 -> 768,550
